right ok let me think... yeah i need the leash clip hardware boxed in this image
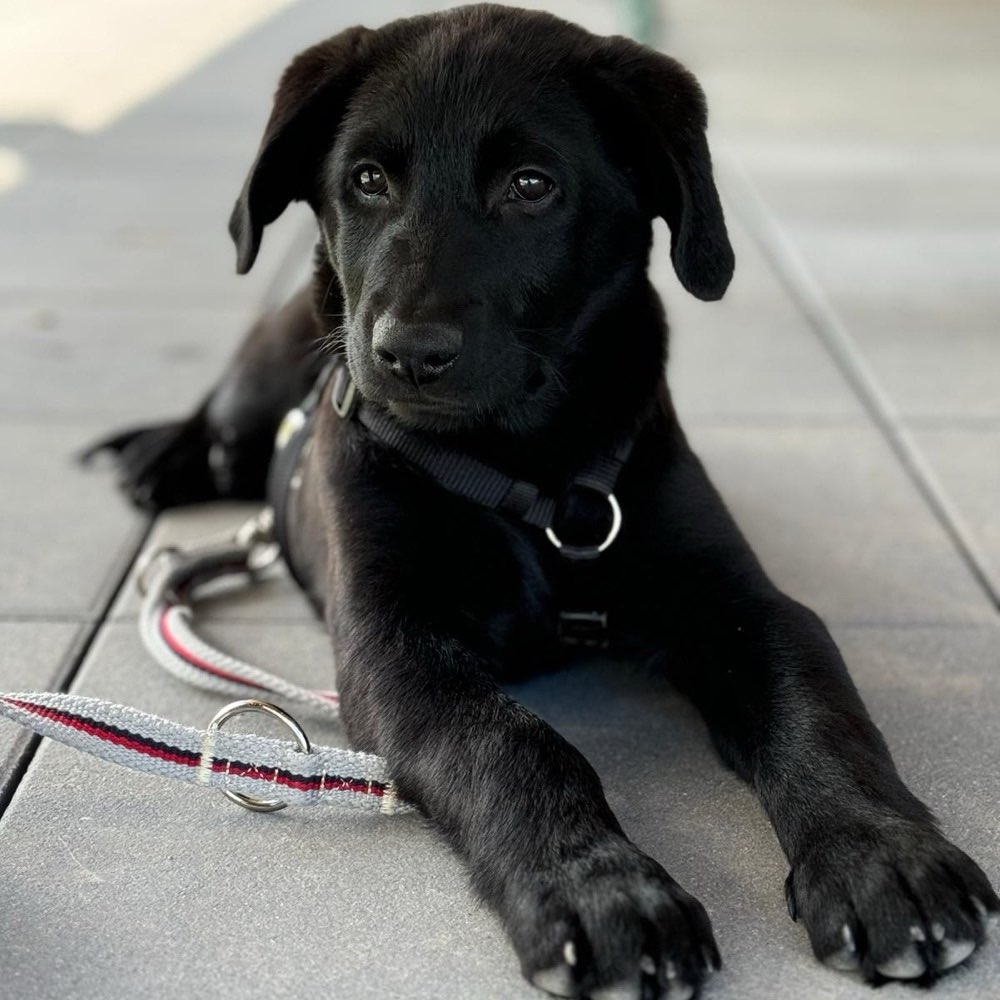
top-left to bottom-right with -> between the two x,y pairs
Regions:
330,365 -> 358,420
545,492 -> 622,560
136,545 -> 182,598
234,507 -> 280,573
234,506 -> 275,548
207,699 -> 311,813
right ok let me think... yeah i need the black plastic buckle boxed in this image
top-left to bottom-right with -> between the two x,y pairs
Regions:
558,610 -> 610,648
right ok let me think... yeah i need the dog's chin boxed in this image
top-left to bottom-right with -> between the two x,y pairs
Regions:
385,398 -> 481,433
346,353 -> 561,437
375,391 -> 556,437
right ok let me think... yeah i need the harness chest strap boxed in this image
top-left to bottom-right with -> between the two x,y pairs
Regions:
270,360 -> 633,646
271,359 -> 633,564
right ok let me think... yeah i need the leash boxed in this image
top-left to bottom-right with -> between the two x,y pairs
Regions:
1,360 -> 635,815
0,509 -> 412,816
135,509 -> 342,719
0,691 -> 405,815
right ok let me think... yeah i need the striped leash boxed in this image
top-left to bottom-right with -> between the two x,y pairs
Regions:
0,508 -> 413,816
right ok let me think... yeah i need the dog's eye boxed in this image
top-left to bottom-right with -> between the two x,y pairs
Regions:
354,165 -> 388,197
509,170 -> 554,203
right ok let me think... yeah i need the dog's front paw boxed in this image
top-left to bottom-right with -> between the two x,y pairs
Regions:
786,821 -> 999,983
504,835 -> 719,1000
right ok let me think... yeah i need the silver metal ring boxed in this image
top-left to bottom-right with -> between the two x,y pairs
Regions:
207,700 -> 311,813
545,493 -> 622,557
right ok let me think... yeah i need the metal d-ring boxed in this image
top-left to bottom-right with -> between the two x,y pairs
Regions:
207,700 -> 311,813
545,493 -> 622,560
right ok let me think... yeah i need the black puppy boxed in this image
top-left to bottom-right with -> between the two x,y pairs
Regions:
93,6 -> 997,998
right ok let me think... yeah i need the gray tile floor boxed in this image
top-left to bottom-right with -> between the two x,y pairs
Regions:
1,2 -> 997,998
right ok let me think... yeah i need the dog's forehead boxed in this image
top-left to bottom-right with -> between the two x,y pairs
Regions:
345,23 -> 592,156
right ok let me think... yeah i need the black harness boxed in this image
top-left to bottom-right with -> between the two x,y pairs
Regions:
267,360 -> 634,646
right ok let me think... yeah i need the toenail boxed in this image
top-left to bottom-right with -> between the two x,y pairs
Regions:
531,964 -> 575,997
591,975 -> 641,1000
939,938 -> 976,969
876,946 -> 925,979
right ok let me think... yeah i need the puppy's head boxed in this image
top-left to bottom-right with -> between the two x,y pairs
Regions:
230,6 -> 733,433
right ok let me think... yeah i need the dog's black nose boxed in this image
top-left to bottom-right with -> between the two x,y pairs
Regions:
371,317 -> 462,387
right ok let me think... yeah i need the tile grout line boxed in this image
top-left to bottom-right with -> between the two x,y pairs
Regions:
717,146 -> 1000,614
0,516 -> 155,818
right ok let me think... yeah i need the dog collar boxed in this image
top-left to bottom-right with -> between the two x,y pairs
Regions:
271,359 -> 632,563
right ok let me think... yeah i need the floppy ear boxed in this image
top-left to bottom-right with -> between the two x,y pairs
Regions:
588,37 -> 734,301
229,26 -> 372,274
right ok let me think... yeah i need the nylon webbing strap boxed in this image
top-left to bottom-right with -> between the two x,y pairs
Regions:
335,361 -> 633,534
0,692 -> 410,814
573,442 -> 633,494
267,361 -> 338,589
269,360 -> 634,551
357,403 -> 561,528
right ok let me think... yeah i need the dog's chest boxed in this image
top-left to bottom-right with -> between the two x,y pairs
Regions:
294,417 -> 556,671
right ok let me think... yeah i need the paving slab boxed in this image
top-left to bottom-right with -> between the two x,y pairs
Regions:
687,423 -> 994,626
0,206 -> 313,309
0,0 -> 344,312
833,324 -> 1000,426
0,423 -> 145,619
721,204 -> 1000,595
651,219 -> 866,425
662,0 -> 1000,144
731,144 -> 1000,231
759,229 -> 1000,422
0,304 -> 251,422
910,427 -> 1000,598
0,621 -> 87,802
1,618 -> 997,1000
656,0 -> 1000,609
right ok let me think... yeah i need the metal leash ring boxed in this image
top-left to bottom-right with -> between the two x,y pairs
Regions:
207,699 -> 311,813
545,493 -> 622,560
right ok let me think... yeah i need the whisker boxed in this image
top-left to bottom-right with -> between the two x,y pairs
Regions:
317,323 -> 348,357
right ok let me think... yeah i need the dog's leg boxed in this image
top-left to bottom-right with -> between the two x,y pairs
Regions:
626,434 -> 999,982
84,283 -> 326,510
326,482 -> 720,1000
